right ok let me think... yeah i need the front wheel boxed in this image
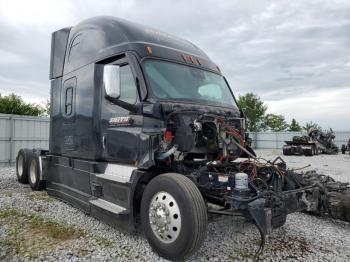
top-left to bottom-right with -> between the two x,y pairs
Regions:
141,173 -> 207,260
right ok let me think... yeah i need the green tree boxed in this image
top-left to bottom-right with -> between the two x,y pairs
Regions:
263,113 -> 289,132
289,118 -> 302,131
303,121 -> 322,131
0,93 -> 45,116
237,93 -> 267,132
43,98 -> 51,116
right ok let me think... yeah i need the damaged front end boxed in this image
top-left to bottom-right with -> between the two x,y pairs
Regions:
190,158 -> 324,237
153,109 -> 350,249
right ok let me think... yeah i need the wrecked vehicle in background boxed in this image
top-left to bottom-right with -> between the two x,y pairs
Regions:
283,128 -> 339,156
341,139 -> 350,154
14,17 -> 349,260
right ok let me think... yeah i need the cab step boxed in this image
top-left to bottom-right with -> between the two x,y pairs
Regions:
89,198 -> 126,215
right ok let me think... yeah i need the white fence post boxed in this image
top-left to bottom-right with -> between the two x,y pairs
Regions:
9,116 -> 14,166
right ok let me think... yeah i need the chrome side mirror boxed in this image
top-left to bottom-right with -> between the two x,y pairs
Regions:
103,65 -> 120,99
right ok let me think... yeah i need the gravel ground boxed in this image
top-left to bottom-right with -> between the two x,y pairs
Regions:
0,150 -> 350,261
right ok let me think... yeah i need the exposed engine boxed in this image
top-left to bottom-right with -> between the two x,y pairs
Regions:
155,112 -> 350,254
158,112 -> 248,162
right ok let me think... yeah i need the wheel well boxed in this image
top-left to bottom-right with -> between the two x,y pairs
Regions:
132,171 -> 158,227
131,169 -> 200,227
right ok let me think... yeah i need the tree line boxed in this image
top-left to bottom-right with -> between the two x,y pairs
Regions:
237,93 -> 321,132
0,93 -> 49,116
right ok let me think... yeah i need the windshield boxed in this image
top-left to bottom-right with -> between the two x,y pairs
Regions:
143,60 -> 238,109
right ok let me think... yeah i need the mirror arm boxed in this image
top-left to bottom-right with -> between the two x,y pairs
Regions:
105,96 -> 139,113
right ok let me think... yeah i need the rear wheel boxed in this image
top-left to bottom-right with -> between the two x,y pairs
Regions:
141,173 -> 207,260
16,149 -> 32,184
28,153 -> 46,191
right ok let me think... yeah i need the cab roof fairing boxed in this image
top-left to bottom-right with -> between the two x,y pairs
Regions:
50,16 -> 220,79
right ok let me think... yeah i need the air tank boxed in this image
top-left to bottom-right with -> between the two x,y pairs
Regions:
235,172 -> 249,190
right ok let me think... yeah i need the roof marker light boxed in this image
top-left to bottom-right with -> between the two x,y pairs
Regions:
146,46 -> 153,55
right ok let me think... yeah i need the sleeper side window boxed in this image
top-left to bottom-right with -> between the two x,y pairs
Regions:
119,65 -> 137,104
62,77 -> 76,117
65,87 -> 73,115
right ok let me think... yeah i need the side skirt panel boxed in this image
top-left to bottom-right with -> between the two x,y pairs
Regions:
44,156 -> 137,232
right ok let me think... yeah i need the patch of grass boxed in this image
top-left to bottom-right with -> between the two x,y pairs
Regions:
28,192 -> 54,202
0,208 -> 86,258
0,239 -> 21,254
0,208 -> 22,218
30,215 -> 85,240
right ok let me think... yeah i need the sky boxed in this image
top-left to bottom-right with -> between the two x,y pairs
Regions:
0,0 -> 350,129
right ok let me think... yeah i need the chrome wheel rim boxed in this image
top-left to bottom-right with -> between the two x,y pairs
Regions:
17,155 -> 23,177
149,191 -> 181,244
29,159 -> 37,184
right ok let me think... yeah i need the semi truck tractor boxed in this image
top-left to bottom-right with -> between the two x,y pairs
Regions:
15,17 -> 350,260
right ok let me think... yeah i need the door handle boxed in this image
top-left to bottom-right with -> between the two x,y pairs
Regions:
102,135 -> 106,149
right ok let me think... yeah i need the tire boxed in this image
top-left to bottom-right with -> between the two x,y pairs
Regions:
303,148 -> 313,156
141,173 -> 207,260
28,152 -> 46,191
283,147 -> 291,156
341,145 -> 346,154
16,149 -> 33,184
314,147 -> 319,155
295,146 -> 303,155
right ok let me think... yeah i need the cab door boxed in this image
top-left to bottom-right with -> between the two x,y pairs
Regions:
100,55 -> 141,164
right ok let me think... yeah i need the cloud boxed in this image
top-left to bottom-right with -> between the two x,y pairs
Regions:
0,0 -> 350,128
267,87 -> 350,130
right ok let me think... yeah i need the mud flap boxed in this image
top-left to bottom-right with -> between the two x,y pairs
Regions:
248,198 -> 272,236
248,198 -> 273,255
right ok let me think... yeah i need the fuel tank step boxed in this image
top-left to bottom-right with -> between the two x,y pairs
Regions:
89,198 -> 126,215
